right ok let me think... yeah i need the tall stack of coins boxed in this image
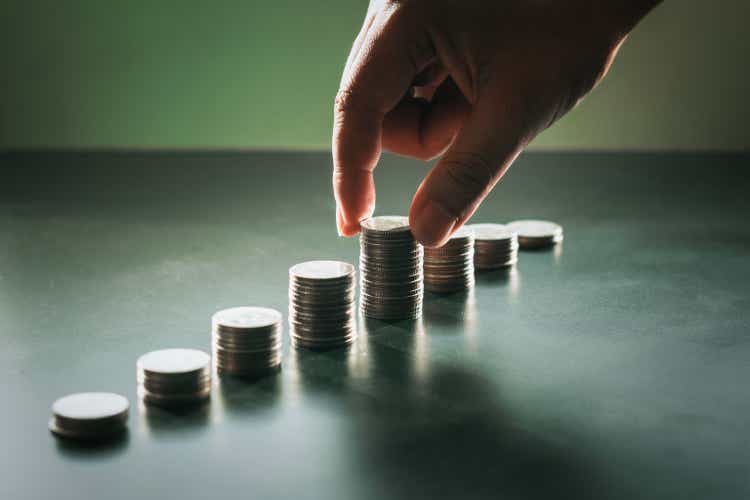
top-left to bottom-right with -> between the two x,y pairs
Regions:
469,223 -> 519,269
49,392 -> 129,440
359,216 -> 423,320
212,307 -> 283,376
289,260 -> 356,349
423,226 -> 475,293
507,220 -> 563,249
136,348 -> 211,407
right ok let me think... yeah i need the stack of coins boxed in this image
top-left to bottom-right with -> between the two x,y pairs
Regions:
49,392 -> 129,440
136,348 -> 211,407
289,260 -> 356,349
212,306 -> 283,376
359,216 -> 423,320
469,223 -> 519,269
507,219 -> 564,249
423,226 -> 475,293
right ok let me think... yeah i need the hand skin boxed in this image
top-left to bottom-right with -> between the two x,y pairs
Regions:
333,0 -> 662,246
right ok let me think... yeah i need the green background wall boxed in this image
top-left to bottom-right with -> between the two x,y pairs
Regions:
2,1 -> 748,150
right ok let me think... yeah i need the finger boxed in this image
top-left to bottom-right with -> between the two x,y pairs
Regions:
409,79 -> 529,247
333,6 -> 434,236
342,10 -> 377,81
382,78 -> 469,160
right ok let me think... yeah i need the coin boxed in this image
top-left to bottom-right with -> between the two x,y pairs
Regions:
288,260 -> 357,350
212,306 -> 282,333
359,216 -> 424,320
137,348 -> 212,407
467,223 -> 520,270
137,348 -> 210,376
506,220 -> 563,249
211,306 -> 283,377
49,392 -> 129,439
423,225 -> 475,293
289,260 -> 355,283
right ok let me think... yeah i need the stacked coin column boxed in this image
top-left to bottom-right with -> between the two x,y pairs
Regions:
289,260 -> 356,349
49,392 -> 129,440
359,216 -> 424,320
471,223 -> 519,269
423,226 -> 475,293
507,220 -> 564,249
136,348 -> 211,408
212,307 -> 283,377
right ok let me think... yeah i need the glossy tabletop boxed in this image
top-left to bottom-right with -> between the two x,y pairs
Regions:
1,151 -> 749,499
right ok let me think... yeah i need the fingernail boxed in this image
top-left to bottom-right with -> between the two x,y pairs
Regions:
336,208 -> 362,237
336,208 -> 343,236
412,200 -> 457,248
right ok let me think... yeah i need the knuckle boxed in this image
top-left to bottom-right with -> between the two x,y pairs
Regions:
442,152 -> 495,194
437,152 -> 496,216
334,88 -> 380,119
334,88 -> 358,115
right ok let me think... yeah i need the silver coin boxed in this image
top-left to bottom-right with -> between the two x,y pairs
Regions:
213,350 -> 283,365
289,316 -> 355,329
360,306 -> 422,317
506,219 -> 562,238
290,337 -> 354,349
212,337 -> 282,352
425,249 -> 473,258
137,386 -> 211,407
289,318 -> 354,331
51,392 -> 129,421
49,392 -> 129,439
137,348 -> 210,376
290,283 -> 355,296
360,215 -> 411,233
517,235 -> 563,249
289,260 -> 355,280
425,280 -> 475,293
424,274 -> 474,283
291,337 -> 354,350
212,307 -> 282,333
424,258 -> 474,268
359,260 -> 423,273
426,225 -> 474,248
360,273 -> 424,285
289,283 -> 356,296
468,223 -> 517,241
360,286 -> 424,298
475,259 -> 517,270
474,247 -> 519,255
289,309 -> 354,322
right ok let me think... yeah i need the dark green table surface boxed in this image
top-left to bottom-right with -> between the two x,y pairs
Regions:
2,151 -> 749,500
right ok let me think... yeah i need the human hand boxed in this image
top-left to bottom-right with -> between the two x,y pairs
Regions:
333,0 -> 660,246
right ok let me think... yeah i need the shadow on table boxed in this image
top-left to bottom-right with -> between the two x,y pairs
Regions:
138,399 -> 211,436
215,368 -> 283,416
474,266 -> 518,286
423,288 -> 478,332
292,316 -> 600,500
53,429 -> 130,460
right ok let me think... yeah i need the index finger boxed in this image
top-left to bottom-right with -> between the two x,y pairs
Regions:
333,5 -> 434,236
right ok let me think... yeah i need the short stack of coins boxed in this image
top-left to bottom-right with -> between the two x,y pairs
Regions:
212,306 -> 283,376
289,260 -> 356,349
359,216 -> 423,320
469,223 -> 519,269
423,226 -> 475,293
507,219 -> 564,249
49,392 -> 129,440
136,348 -> 211,407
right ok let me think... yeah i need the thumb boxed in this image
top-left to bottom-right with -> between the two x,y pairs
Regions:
408,83 -> 529,247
